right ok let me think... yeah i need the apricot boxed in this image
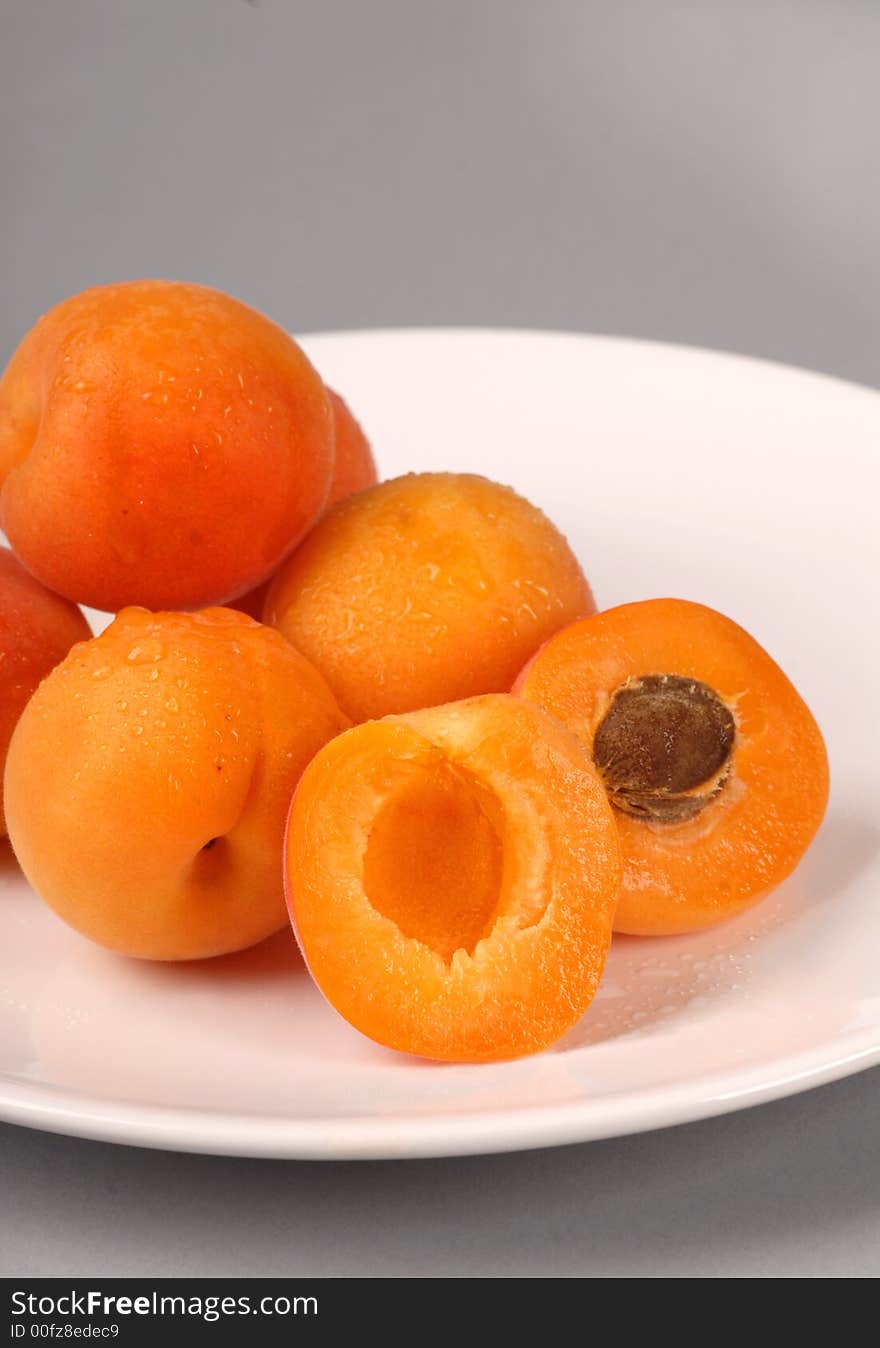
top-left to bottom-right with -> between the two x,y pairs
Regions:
325,387 -> 378,508
0,281 -> 333,612
0,547 -> 91,835
286,694 -> 622,1061
4,607 -> 348,959
514,599 -> 829,935
266,472 -> 594,722
232,386 -> 377,621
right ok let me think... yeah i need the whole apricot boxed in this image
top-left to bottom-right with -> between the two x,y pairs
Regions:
4,607 -> 349,959
265,472 -> 594,721
0,547 -> 91,835
324,388 -> 377,508
0,281 -> 333,611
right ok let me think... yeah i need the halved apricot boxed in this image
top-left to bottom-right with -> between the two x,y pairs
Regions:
285,694 -> 622,1061
514,599 -> 829,935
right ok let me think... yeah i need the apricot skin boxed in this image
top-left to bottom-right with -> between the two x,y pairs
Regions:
0,547 -> 91,835
266,473 -> 594,722
4,607 -> 349,960
0,281 -> 333,612
325,388 -> 377,509
232,386 -> 377,622
286,694 -> 622,1062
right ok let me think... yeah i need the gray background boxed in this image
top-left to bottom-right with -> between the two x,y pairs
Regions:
2,0 -> 878,1278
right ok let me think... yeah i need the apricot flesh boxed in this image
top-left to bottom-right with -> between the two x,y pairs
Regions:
0,547 -> 91,835
0,281 -> 333,612
363,760 -> 503,963
4,607 -> 349,959
266,472 -> 594,722
286,694 -> 622,1061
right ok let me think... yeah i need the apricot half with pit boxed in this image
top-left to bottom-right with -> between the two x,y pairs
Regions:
514,599 -> 829,934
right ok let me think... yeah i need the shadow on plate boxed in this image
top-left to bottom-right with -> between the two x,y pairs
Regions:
0,836 -> 21,878
559,810 -> 880,1052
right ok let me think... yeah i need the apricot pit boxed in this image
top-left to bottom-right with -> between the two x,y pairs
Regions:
592,673 -> 736,823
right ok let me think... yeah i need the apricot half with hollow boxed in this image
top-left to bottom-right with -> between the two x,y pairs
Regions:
286,693 -> 622,1061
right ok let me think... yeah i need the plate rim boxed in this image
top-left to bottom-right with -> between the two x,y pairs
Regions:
2,1026 -> 879,1159
300,324 -> 880,406
2,325 -> 877,1159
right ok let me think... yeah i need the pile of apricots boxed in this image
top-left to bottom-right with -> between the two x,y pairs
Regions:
0,281 -> 829,1063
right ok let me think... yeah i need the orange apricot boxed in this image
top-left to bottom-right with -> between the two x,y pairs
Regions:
514,599 -> 829,935
266,472 -> 594,722
0,547 -> 91,835
286,694 -> 622,1062
325,387 -> 378,508
5,607 -> 348,959
0,281 -> 333,612
231,386 -> 377,621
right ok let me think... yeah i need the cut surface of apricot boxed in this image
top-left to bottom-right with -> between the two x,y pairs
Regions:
362,758 -> 503,963
514,599 -> 829,935
286,694 -> 622,1062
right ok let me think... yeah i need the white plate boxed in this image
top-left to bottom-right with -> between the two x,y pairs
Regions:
2,329 -> 878,1159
